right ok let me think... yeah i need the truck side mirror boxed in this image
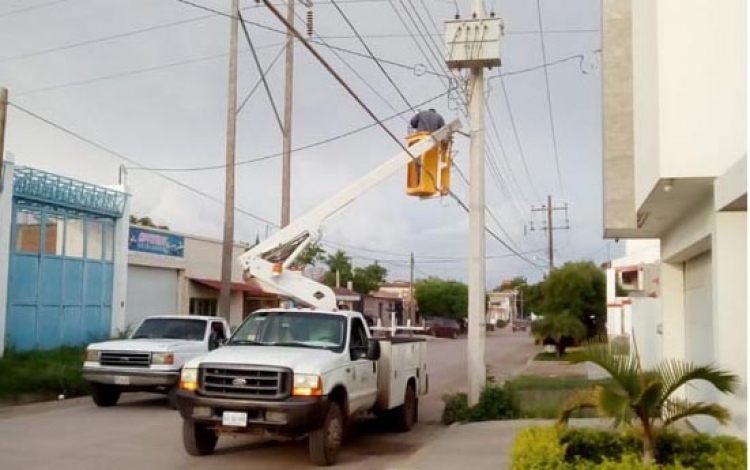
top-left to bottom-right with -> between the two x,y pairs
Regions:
366,339 -> 381,361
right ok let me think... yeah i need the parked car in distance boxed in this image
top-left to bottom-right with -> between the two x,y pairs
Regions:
83,315 -> 229,408
512,319 -> 531,332
425,317 -> 461,339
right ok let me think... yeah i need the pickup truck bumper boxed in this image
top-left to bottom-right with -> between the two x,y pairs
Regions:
83,368 -> 180,387
175,390 -> 329,436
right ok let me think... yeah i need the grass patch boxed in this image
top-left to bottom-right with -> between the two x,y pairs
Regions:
505,375 -> 613,419
0,346 -> 89,404
534,349 -> 589,362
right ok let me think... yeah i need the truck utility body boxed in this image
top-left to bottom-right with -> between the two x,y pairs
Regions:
176,121 -> 459,465
83,315 -> 229,407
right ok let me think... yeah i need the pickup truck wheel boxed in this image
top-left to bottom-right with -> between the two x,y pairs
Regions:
309,401 -> 343,466
91,384 -> 120,407
395,383 -> 418,432
182,420 -> 218,456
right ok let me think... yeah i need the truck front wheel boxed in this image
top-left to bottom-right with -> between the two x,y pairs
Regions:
309,401 -> 344,466
182,420 -> 218,456
91,384 -> 120,407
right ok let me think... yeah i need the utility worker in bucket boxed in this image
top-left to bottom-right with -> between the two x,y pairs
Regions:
409,109 -> 445,187
410,108 -> 445,133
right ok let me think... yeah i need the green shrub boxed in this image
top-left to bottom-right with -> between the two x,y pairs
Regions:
468,383 -> 519,421
558,428 -> 747,469
511,426 -> 572,469
441,392 -> 470,425
562,428 -> 639,464
441,382 -> 521,425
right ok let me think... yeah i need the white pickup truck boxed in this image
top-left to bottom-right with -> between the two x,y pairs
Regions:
83,315 -> 229,407
175,308 -> 428,466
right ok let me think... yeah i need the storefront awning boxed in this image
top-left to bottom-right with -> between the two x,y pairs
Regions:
190,278 -> 276,297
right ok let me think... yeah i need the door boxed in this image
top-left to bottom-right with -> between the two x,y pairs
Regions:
126,266 -> 179,328
348,317 -> 378,413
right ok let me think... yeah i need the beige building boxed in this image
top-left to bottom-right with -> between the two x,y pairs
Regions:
126,226 -> 278,330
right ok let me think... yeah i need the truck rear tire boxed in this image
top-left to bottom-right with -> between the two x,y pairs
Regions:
182,420 -> 218,456
395,383 -> 418,432
91,384 -> 120,407
309,401 -> 343,466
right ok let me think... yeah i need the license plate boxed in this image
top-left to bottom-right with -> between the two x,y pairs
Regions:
222,411 -> 247,427
114,376 -> 130,385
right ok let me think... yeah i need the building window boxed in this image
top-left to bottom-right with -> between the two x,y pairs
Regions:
43,214 -> 65,256
86,220 -> 103,260
65,218 -> 85,258
15,209 -> 42,253
620,270 -> 639,289
190,298 -> 218,316
102,222 -> 114,261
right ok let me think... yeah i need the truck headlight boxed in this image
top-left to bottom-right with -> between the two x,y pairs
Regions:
179,367 -> 198,392
152,352 -> 174,365
293,374 -> 322,397
85,349 -> 100,363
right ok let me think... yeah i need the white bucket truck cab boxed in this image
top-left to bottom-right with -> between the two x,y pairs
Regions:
174,121 -> 460,466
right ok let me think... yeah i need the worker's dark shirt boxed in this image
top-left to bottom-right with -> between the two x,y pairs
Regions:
410,111 -> 445,132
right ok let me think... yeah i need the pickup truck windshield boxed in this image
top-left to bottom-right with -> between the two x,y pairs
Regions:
131,318 -> 207,341
229,311 -> 346,352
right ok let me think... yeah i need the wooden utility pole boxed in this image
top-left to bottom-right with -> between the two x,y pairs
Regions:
281,0 -> 295,227
530,195 -> 570,274
409,252 -> 415,323
0,87 -> 7,184
219,0 -> 240,320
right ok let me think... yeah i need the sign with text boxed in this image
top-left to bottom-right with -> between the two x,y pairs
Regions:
128,227 -> 184,257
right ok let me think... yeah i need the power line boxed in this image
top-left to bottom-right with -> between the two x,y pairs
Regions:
330,0 -> 414,110
237,45 -> 286,114
497,75 -> 538,199
132,88 -> 452,172
0,0 -> 73,19
8,101 -> 278,227
238,11 -> 284,133
535,0 -> 564,194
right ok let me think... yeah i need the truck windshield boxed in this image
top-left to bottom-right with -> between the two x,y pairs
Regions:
229,311 -> 346,352
131,318 -> 207,341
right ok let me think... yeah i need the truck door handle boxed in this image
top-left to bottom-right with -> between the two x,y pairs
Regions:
346,368 -> 351,373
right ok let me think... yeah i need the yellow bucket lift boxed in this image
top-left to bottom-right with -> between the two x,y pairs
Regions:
405,131 -> 453,197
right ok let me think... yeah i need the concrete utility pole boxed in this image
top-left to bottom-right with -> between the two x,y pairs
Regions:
0,87 -> 7,184
281,0 -> 295,227
445,2 -> 502,406
219,0 -> 240,320
409,252 -> 415,323
530,195 -> 570,274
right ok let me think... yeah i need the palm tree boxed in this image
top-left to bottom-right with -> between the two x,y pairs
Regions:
559,342 -> 739,464
530,312 -> 586,357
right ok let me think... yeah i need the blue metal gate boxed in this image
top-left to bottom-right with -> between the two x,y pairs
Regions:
5,168 -> 125,350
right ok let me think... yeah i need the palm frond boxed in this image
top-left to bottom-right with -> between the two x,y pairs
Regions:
572,344 -> 642,397
662,397 -> 731,427
597,384 -> 632,426
656,360 -> 739,404
639,380 -> 664,419
558,388 -> 599,425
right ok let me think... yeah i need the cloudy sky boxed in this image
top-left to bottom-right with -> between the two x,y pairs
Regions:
1,0 -> 620,286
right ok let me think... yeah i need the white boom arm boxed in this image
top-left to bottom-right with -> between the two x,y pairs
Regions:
237,119 -> 462,310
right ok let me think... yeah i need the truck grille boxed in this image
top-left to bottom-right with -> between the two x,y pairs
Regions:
199,364 -> 291,400
99,351 -> 151,368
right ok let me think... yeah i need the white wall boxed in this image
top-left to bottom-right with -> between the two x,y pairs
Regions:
712,212 -> 747,437
632,0 -> 747,208
630,297 -> 662,369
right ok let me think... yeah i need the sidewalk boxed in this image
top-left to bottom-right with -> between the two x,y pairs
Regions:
389,418 -> 611,470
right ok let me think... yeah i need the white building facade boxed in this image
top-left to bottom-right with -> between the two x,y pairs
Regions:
602,0 -> 746,437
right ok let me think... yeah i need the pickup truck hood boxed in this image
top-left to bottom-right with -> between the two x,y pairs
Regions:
88,339 -> 202,353
198,346 -> 340,375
